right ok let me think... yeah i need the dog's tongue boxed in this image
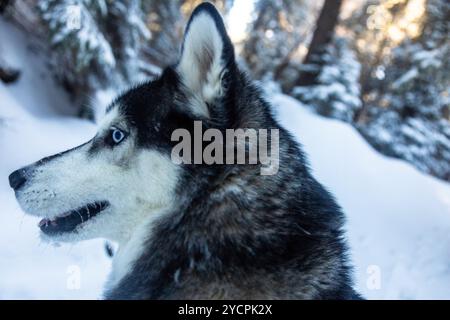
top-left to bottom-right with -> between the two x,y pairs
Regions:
38,218 -> 50,228
37,202 -> 108,236
38,218 -> 58,229
38,212 -> 82,235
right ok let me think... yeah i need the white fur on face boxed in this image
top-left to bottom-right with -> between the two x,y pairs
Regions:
15,107 -> 180,245
177,12 -> 226,116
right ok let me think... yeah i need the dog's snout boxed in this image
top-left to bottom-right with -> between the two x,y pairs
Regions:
8,169 -> 27,190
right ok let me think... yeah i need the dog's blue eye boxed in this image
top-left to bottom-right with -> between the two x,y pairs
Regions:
111,129 -> 125,144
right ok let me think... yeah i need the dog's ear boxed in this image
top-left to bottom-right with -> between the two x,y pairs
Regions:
177,3 -> 235,116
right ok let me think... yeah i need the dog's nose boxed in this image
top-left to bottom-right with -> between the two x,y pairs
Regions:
8,169 -> 27,190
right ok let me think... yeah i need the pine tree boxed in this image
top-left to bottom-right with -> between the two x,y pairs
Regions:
38,0 -> 116,95
359,0 -> 450,181
141,0 -> 234,72
105,0 -> 151,83
38,0 -> 151,110
242,0 -> 320,86
293,37 -> 362,122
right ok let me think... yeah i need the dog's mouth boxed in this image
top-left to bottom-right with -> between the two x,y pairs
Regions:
38,201 -> 109,236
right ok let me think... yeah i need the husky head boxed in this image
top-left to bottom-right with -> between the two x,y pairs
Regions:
9,3 -> 238,243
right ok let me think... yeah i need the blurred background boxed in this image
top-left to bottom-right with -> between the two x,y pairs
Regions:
1,0 -> 448,181
0,0 -> 449,299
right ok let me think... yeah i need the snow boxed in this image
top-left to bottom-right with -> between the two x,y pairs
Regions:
41,1 -> 116,68
1,19 -> 450,300
392,68 -> 418,89
413,48 -> 442,69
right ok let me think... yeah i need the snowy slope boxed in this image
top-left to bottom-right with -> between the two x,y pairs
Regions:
1,18 -> 450,300
273,94 -> 450,300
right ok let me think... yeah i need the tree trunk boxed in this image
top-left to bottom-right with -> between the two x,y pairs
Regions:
293,0 -> 343,88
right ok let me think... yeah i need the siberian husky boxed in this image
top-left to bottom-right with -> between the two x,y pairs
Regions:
9,2 -> 360,299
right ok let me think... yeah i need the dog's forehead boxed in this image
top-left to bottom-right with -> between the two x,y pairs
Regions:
98,104 -> 123,130
99,81 -> 171,130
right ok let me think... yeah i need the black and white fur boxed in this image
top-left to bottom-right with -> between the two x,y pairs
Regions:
9,3 -> 360,299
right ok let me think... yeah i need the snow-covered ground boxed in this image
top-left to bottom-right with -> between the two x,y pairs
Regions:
274,95 -> 450,299
1,19 -> 450,300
